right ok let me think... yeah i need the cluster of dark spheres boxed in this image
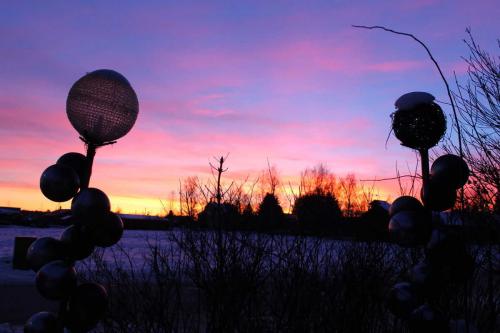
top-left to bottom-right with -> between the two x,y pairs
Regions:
386,227 -> 475,333
387,92 -> 475,332
388,154 -> 469,247
26,152 -> 124,332
387,173 -> 474,332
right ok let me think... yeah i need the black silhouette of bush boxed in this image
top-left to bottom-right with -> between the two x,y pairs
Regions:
198,202 -> 241,227
293,192 -> 342,229
359,200 -> 390,239
257,193 -> 285,230
77,232 -> 495,332
241,203 -> 256,227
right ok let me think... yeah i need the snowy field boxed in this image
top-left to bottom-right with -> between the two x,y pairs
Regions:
0,225 -> 182,284
0,225 -> 393,285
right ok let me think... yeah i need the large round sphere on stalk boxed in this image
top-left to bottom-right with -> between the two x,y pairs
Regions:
71,188 -> 111,219
431,154 -> 469,189
64,283 -> 108,332
392,92 -> 446,150
87,212 -> 124,247
60,225 -> 95,261
24,311 -> 62,333
57,152 -> 89,183
35,260 -> 77,300
66,69 -> 139,144
388,210 -> 431,247
26,237 -> 66,272
40,164 -> 80,202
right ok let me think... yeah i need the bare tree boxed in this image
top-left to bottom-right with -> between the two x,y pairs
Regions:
265,159 -> 280,195
225,176 -> 260,211
444,29 -> 499,212
339,174 -> 357,217
256,159 -> 282,210
178,176 -> 201,218
204,155 -> 233,205
297,163 -> 337,196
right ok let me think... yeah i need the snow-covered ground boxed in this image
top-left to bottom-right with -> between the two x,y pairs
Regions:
0,225 -> 180,284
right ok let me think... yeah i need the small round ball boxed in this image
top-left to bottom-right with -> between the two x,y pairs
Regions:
431,154 -> 469,189
71,188 -> 110,219
26,237 -> 66,272
87,212 -> 124,247
387,282 -> 420,319
420,178 -> 457,211
35,260 -> 77,300
57,152 -> 88,183
389,196 -> 424,217
64,283 -> 108,332
40,164 -> 80,202
388,211 -> 431,247
24,311 -> 62,333
60,225 -> 95,260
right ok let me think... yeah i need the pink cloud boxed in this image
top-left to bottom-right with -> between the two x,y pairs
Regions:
363,60 -> 425,72
192,108 -> 236,117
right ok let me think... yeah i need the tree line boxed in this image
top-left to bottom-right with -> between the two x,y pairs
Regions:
173,158 -> 386,230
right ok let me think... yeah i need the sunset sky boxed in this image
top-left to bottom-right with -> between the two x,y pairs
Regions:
0,1 -> 498,214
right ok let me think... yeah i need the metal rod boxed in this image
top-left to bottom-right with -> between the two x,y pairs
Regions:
419,149 -> 430,207
82,144 -> 96,189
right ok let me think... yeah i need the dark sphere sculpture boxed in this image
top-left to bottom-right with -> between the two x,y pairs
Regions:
40,164 -> 80,202
24,311 -> 62,333
388,211 -> 431,247
26,237 -> 66,272
392,92 -> 446,150
431,154 -> 469,189
71,188 -> 111,219
66,69 -> 139,144
30,69 -> 136,331
57,152 -> 89,183
389,196 -> 424,217
64,283 -> 108,332
60,225 -> 95,261
36,260 -> 77,300
420,178 -> 457,212
87,212 -> 124,247
387,282 -> 420,319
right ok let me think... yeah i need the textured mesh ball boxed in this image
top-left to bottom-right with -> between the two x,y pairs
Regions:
392,102 -> 446,150
392,92 -> 446,150
66,69 -> 139,144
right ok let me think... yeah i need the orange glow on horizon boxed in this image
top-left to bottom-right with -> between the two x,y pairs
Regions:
1,174 -> 407,216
